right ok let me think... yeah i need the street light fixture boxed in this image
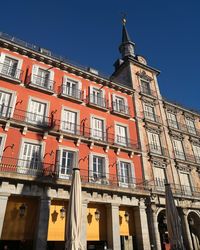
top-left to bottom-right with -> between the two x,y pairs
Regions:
95,209 -> 100,221
60,206 -> 66,219
124,211 -> 129,222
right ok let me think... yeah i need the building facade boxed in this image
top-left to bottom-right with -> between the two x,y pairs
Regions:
112,21 -> 200,250
0,31 -> 150,250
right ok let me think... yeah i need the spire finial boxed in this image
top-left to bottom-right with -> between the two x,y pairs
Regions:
122,13 -> 127,26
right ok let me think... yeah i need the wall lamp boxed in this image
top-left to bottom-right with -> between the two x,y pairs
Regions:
19,203 -> 27,217
95,209 -> 101,221
124,211 -> 129,222
60,206 -> 66,219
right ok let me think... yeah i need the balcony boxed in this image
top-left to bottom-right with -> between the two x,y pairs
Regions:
168,120 -> 200,137
0,63 -> 23,82
140,86 -> 157,97
148,144 -> 169,157
27,74 -> 55,94
60,84 -> 83,102
87,95 -> 108,110
53,120 -> 82,137
111,101 -> 130,117
0,104 -> 53,129
174,151 -> 196,163
115,135 -> 140,150
143,111 -> 161,123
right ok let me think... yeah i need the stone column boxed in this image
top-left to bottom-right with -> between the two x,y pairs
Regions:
0,193 -> 9,239
182,209 -> 193,250
133,199 -> 151,250
107,203 -> 121,250
34,198 -> 51,250
151,205 -> 161,250
80,200 -> 88,250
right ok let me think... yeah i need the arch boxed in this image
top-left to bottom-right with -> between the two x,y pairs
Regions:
187,210 -> 200,250
157,209 -> 170,250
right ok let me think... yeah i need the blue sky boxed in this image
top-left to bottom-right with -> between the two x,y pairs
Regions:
1,0 -> 200,110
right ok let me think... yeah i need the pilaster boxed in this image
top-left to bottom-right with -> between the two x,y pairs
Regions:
0,193 -> 9,239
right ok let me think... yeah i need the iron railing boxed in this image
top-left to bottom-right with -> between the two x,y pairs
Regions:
28,74 -> 55,92
112,101 -> 130,116
143,111 -> 161,123
60,84 -> 82,100
88,94 -> 108,109
0,63 -> 23,81
174,150 -> 197,163
0,104 -> 53,129
148,144 -> 169,157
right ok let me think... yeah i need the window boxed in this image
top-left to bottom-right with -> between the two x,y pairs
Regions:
192,145 -> 200,163
19,142 -> 42,174
166,112 -> 178,129
144,104 -> 155,121
31,65 -> 54,90
117,161 -> 134,187
185,118 -> 196,135
59,149 -> 76,179
0,90 -> 12,117
27,99 -> 47,125
113,95 -> 128,114
141,79 -> 151,95
61,109 -> 77,134
91,117 -> 104,140
1,56 -> 18,78
90,87 -> 105,107
62,77 -> 80,99
179,172 -> 192,195
153,166 -> 166,189
92,155 -> 105,179
172,139 -> 185,160
115,124 -> 128,146
147,132 -> 161,154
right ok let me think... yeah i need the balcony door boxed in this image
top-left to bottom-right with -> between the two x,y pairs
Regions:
91,117 -> 104,140
61,109 -> 77,134
117,161 -> 133,187
0,90 -> 12,117
59,150 -> 74,179
115,96 -> 125,113
28,99 -> 47,125
2,56 -> 18,78
153,166 -> 166,190
166,112 -> 178,129
179,172 -> 192,195
144,104 -> 155,121
19,142 -> 42,174
92,155 -> 105,180
91,88 -> 103,106
147,132 -> 161,154
116,124 -> 127,146
172,139 -> 185,160
37,68 -> 50,87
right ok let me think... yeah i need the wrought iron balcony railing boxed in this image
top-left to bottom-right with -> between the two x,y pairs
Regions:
140,86 -> 156,97
28,74 -> 55,92
143,111 -> 161,123
87,94 -> 108,109
0,63 -> 23,81
60,84 -> 83,101
148,144 -> 169,157
174,150 -> 196,163
112,101 -> 130,116
0,104 -> 53,129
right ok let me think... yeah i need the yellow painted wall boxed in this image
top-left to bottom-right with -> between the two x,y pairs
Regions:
47,200 -> 67,241
87,204 -> 107,241
2,196 -> 38,240
119,207 -> 134,236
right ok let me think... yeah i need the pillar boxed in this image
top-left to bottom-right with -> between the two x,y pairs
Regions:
80,201 -> 88,249
107,203 -> 121,250
151,205 -> 161,250
134,199 -> 151,250
182,209 -> 193,250
0,193 -> 9,239
34,198 -> 51,250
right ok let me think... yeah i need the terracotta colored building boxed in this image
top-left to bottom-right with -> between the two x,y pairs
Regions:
0,30 -> 150,250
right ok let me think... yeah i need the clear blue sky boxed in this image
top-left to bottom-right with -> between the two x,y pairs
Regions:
1,0 -> 200,110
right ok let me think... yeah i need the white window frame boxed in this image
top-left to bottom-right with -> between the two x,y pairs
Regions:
179,171 -> 192,196
58,146 -> 78,179
0,133 -> 7,158
185,117 -> 196,135
62,76 -> 82,97
31,64 -> 54,90
60,106 -> 80,134
166,111 -> 178,129
140,78 -> 151,95
192,144 -> 200,163
153,166 -> 166,190
115,122 -> 129,147
89,152 -> 109,184
112,94 -> 128,114
26,96 -> 49,125
0,87 -> 17,118
18,138 -> 45,175
144,103 -> 156,121
90,115 -> 106,141
89,85 -> 105,107
172,139 -> 185,160
147,131 -> 161,154
117,158 -> 135,188
0,52 -> 23,80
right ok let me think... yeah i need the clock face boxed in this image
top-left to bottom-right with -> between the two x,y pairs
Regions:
137,56 -> 147,65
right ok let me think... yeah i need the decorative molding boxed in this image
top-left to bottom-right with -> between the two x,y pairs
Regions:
152,159 -> 167,168
169,131 -> 184,140
145,124 -> 161,134
137,56 -> 147,65
136,70 -> 153,82
176,163 -> 191,172
189,137 -> 200,146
